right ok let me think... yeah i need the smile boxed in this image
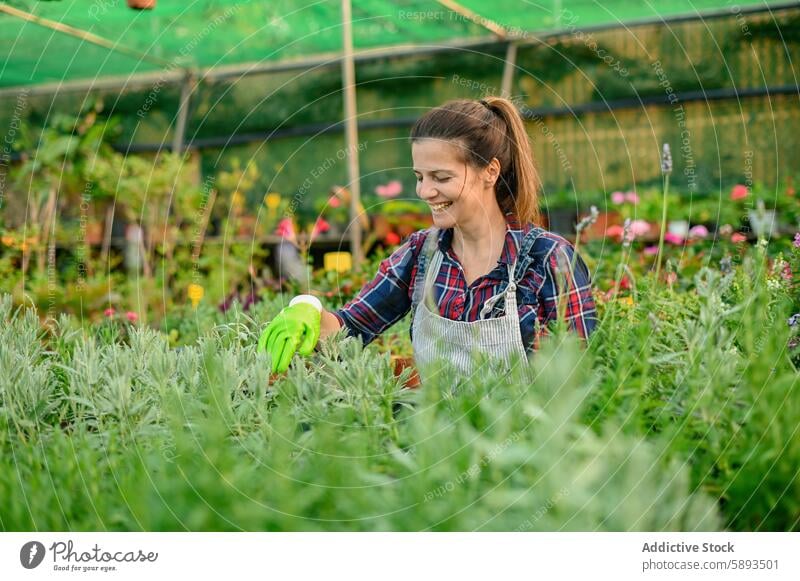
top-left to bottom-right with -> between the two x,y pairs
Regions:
430,201 -> 453,212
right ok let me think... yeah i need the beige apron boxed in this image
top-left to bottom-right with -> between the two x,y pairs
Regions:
410,227 -> 536,385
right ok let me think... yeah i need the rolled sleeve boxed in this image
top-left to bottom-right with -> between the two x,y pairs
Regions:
334,230 -> 426,345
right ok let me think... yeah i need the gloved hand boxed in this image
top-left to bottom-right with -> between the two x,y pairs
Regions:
257,299 -> 321,373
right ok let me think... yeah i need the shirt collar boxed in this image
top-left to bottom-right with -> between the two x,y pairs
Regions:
438,212 -> 530,278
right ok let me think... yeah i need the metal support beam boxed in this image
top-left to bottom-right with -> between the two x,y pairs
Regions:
501,41 -> 518,98
0,3 -> 173,69
172,73 -> 196,155
341,0 -> 363,265
434,0 -> 508,39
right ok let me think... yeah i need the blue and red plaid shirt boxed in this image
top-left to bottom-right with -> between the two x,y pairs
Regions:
332,214 -> 597,353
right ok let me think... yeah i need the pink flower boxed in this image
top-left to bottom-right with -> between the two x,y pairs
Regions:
625,191 -> 640,204
666,272 -> 677,285
328,195 -> 341,208
125,311 -> 138,323
731,232 -> 747,243
794,232 -> 800,248
275,218 -> 295,238
644,245 -> 659,256
730,184 -> 748,200
781,263 -> 792,282
312,217 -> 331,237
629,220 -> 651,237
605,224 -> 624,238
689,225 -> 709,239
664,232 -> 685,245
376,180 -> 402,198
104,308 -> 115,318
611,191 -> 625,204
384,231 -> 401,246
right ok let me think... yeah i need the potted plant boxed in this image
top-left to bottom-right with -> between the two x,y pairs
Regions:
391,354 -> 421,389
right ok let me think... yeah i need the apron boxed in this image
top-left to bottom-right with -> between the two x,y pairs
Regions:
410,226 -> 541,386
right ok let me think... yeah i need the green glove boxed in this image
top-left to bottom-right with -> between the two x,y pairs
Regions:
257,301 -> 321,373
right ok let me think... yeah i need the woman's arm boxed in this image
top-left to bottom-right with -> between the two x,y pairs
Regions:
328,229 -> 427,345
319,308 -> 343,342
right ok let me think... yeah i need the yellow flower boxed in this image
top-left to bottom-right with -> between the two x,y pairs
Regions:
1,235 -> 14,247
231,190 -> 245,209
264,192 -> 281,210
619,296 -> 634,306
188,283 -> 204,308
324,251 -> 352,274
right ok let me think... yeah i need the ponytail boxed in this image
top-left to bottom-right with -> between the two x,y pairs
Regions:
480,96 -> 541,225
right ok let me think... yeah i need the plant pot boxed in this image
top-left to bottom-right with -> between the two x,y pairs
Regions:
127,0 -> 156,9
582,210 -> 622,240
391,355 -> 421,389
391,213 -> 432,238
237,215 -> 257,237
371,215 -> 392,239
544,207 -> 578,236
85,221 -> 103,246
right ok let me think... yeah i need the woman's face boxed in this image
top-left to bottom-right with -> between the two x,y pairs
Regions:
412,139 -> 499,230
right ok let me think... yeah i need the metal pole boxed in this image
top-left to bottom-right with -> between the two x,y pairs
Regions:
341,0 -> 363,264
501,41 -> 518,98
172,74 -> 195,154
0,3 -> 174,69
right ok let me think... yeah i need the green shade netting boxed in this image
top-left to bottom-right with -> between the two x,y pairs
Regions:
0,0 -> 784,87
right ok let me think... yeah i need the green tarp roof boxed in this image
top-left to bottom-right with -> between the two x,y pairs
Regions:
0,0 -> 789,89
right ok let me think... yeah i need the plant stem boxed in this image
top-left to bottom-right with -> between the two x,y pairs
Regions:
654,173 -> 670,284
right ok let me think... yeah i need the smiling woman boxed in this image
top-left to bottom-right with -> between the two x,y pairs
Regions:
258,97 -> 597,380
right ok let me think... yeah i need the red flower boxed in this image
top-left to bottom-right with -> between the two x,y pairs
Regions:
104,308 -> 115,318
618,275 -> 631,290
126,311 -> 139,323
384,231 -> 401,246
275,218 -> 295,238
312,217 -> 331,237
731,232 -> 747,243
605,225 -> 624,239
730,184 -> 748,200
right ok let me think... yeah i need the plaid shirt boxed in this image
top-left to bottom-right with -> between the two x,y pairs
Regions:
332,214 -> 597,353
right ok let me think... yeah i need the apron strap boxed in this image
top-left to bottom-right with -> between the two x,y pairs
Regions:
513,225 -> 547,281
479,261 -> 516,318
481,226 -> 548,319
410,227 -> 441,325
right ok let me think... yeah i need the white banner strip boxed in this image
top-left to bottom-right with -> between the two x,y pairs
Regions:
1,533 -> 798,580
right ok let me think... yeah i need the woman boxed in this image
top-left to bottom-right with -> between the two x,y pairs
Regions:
258,97 -> 597,379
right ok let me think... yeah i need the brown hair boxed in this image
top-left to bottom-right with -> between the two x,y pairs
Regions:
410,96 -> 542,225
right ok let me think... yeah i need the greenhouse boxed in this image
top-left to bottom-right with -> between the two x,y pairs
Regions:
0,0 -> 799,560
